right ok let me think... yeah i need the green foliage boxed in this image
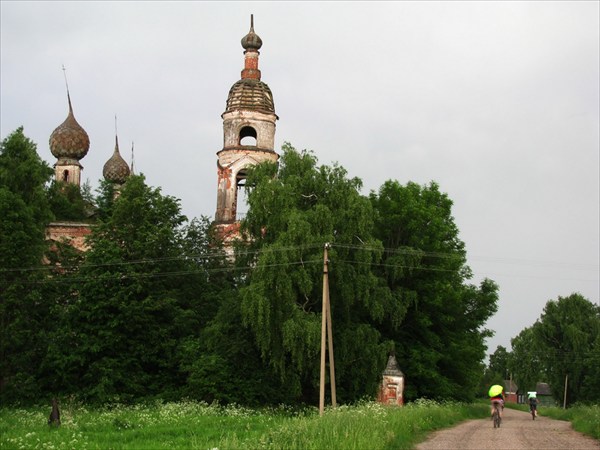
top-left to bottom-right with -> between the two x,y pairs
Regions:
0,128 -> 55,403
370,180 -> 499,401
237,144 -> 497,403
51,175 -> 219,403
239,144 -> 390,402
533,293 -> 600,405
488,345 -> 509,378
507,293 -> 600,405
480,346 -> 510,396
0,400 -> 488,450
94,179 -> 117,221
0,127 -> 53,221
245,400 -> 488,450
1,131 -> 500,406
47,180 -> 93,221
507,326 -> 544,393
179,293 -> 295,406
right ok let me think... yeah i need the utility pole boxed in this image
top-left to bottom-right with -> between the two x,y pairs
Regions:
319,243 -> 336,416
563,374 -> 568,409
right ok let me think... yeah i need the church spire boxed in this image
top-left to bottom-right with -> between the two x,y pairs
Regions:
130,141 -> 135,175
241,14 -> 262,80
63,64 -> 74,116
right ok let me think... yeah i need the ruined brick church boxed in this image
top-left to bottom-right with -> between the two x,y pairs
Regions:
47,16 -> 277,250
45,16 -> 405,405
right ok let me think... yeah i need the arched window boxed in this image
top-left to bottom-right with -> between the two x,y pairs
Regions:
235,168 -> 250,217
62,170 -> 69,182
239,126 -> 257,146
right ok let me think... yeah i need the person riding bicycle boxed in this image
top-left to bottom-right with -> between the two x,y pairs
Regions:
489,385 -> 505,418
528,392 -> 539,417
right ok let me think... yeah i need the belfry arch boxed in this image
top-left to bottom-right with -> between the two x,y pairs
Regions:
239,125 -> 257,146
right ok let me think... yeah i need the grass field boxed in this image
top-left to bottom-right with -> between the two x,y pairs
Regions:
1,399 -> 489,450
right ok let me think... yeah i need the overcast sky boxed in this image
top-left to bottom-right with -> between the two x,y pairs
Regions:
1,1 -> 598,360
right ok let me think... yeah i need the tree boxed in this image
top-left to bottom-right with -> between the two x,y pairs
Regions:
239,144 -> 392,402
47,180 -> 93,221
370,180 -> 499,401
238,144 -> 497,403
489,345 -> 510,380
54,175 -> 204,402
507,326 -> 543,394
0,128 -> 55,402
533,293 -> 600,405
479,345 -> 510,396
178,291 -> 297,406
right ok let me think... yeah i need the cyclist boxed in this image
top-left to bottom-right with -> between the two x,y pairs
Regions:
489,386 -> 505,418
528,392 -> 539,417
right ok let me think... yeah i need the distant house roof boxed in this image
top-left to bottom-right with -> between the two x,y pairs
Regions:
503,380 -> 518,393
536,382 -> 552,396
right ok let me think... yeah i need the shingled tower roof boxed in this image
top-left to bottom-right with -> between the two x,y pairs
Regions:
224,15 -> 277,117
103,134 -> 130,184
49,91 -> 90,162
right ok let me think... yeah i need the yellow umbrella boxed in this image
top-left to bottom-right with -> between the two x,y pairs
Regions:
488,384 -> 503,397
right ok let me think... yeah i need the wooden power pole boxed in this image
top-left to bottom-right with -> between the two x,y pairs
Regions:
319,243 -> 337,416
563,374 -> 568,409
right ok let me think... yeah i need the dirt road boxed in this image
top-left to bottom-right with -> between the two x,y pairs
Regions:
415,408 -> 600,449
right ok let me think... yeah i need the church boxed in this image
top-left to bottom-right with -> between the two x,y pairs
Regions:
46,16 -> 278,250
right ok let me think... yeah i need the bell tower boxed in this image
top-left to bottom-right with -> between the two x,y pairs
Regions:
215,15 -> 279,229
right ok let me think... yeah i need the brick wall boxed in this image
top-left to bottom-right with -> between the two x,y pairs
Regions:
46,222 -> 92,252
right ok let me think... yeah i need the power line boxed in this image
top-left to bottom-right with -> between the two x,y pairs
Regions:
1,241 -> 598,287
4,241 -> 595,274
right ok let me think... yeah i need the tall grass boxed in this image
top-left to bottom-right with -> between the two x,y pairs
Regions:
248,399 -> 489,450
0,399 -> 488,450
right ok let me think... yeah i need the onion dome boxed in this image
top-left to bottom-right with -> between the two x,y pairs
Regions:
49,93 -> 90,160
241,14 -> 262,51
225,79 -> 275,115
103,135 -> 130,184
224,15 -> 276,116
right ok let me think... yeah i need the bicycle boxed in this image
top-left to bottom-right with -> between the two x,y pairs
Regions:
529,397 -> 539,420
492,401 -> 502,428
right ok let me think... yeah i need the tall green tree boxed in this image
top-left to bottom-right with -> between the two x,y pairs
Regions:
370,180 -> 499,401
507,326 -> 544,394
488,345 -> 510,380
47,180 -> 93,221
479,345 -> 510,396
55,175 -> 203,402
0,128 -> 55,402
239,144 -> 393,402
175,215 -> 302,406
238,144 -> 496,403
533,293 -> 600,405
